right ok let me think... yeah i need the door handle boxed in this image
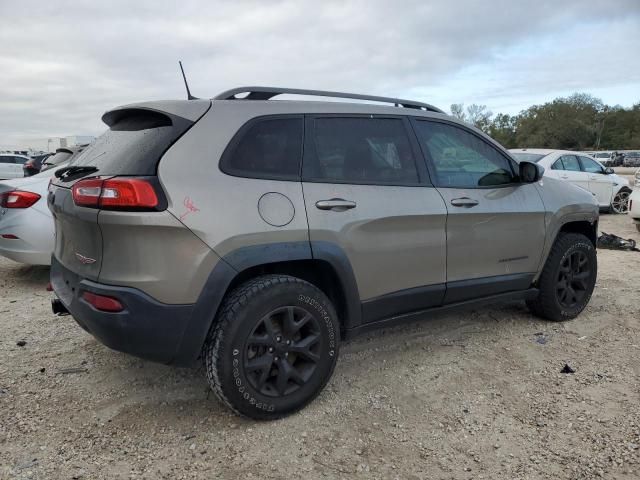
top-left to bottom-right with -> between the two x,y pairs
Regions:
315,198 -> 357,211
589,176 -> 597,180
560,175 -> 569,179
450,197 -> 479,208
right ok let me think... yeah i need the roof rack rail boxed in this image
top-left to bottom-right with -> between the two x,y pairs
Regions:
213,86 -> 444,113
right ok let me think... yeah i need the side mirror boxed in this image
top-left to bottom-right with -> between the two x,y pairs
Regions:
604,167 -> 614,174
519,161 -> 544,183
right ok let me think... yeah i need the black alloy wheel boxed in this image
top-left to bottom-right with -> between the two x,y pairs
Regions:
556,250 -> 591,308
244,306 -> 321,397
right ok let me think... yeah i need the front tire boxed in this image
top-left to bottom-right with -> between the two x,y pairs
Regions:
610,188 -> 631,214
204,275 -> 340,420
527,233 -> 597,321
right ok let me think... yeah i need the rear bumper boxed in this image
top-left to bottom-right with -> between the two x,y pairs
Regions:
0,249 -> 51,265
51,256 -> 197,365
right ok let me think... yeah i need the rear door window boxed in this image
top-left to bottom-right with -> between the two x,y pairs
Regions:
0,156 -> 13,164
220,116 -> 303,180
303,117 -> 420,185
553,155 -> 581,171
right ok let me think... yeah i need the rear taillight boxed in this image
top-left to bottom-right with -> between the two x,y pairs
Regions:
0,191 -> 41,208
71,178 -> 103,207
72,178 -> 159,210
82,291 -> 124,312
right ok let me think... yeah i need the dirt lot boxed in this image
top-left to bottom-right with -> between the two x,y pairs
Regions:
1,213 -> 639,480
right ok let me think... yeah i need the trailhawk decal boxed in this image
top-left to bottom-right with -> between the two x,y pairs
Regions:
75,253 -> 96,265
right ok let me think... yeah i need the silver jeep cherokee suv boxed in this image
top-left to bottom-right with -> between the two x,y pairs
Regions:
49,87 -> 599,419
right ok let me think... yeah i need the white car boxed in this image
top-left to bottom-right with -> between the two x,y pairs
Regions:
0,164 -> 64,265
0,153 -> 30,179
591,151 -> 614,166
629,169 -> 640,232
510,149 -> 631,213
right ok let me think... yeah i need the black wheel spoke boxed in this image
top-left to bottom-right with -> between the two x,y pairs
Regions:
248,333 -> 273,347
262,316 -> 278,340
558,288 -> 568,303
572,271 -> 590,289
289,334 -> 320,360
283,306 -> 297,337
296,313 -> 313,331
246,353 -> 274,373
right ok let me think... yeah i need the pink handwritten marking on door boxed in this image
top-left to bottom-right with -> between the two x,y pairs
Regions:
179,196 -> 200,221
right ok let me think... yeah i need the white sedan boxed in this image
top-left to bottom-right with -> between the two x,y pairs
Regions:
629,169 -> 640,232
510,149 -> 631,213
0,153 -> 30,179
0,164 -> 63,265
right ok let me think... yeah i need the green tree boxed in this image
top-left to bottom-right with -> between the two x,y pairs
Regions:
451,93 -> 639,150
489,113 -> 517,148
515,93 -> 604,149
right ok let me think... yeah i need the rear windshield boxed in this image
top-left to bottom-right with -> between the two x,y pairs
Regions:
65,109 -> 192,177
510,152 -> 546,163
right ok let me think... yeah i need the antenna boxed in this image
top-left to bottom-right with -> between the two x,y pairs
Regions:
178,61 -> 198,100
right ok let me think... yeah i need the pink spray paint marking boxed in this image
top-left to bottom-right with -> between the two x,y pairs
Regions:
179,196 -> 200,221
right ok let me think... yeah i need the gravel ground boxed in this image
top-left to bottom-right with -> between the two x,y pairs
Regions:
1,213 -> 639,480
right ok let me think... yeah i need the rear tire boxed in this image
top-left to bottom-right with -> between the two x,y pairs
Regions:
204,275 -> 340,420
527,233 -> 597,321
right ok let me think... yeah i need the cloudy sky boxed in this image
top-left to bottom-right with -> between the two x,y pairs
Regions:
1,0 -> 639,149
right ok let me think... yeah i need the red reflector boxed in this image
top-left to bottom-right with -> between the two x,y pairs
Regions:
0,191 -> 41,208
1,234 -> 19,239
46,282 -> 53,291
71,178 -> 159,210
82,291 -> 124,312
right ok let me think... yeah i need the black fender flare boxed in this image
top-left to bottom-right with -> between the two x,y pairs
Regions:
173,241 -> 361,366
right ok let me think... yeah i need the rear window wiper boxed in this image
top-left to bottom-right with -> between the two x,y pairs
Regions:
55,165 -> 99,180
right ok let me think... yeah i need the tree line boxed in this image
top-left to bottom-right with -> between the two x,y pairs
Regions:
451,93 -> 640,151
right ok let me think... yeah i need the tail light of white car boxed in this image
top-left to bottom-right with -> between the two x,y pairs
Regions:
0,190 -> 41,209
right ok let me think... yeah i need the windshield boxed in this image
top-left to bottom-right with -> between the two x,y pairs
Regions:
510,152 -> 546,163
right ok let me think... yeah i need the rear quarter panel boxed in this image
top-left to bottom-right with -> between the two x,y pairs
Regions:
157,102 -> 311,259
